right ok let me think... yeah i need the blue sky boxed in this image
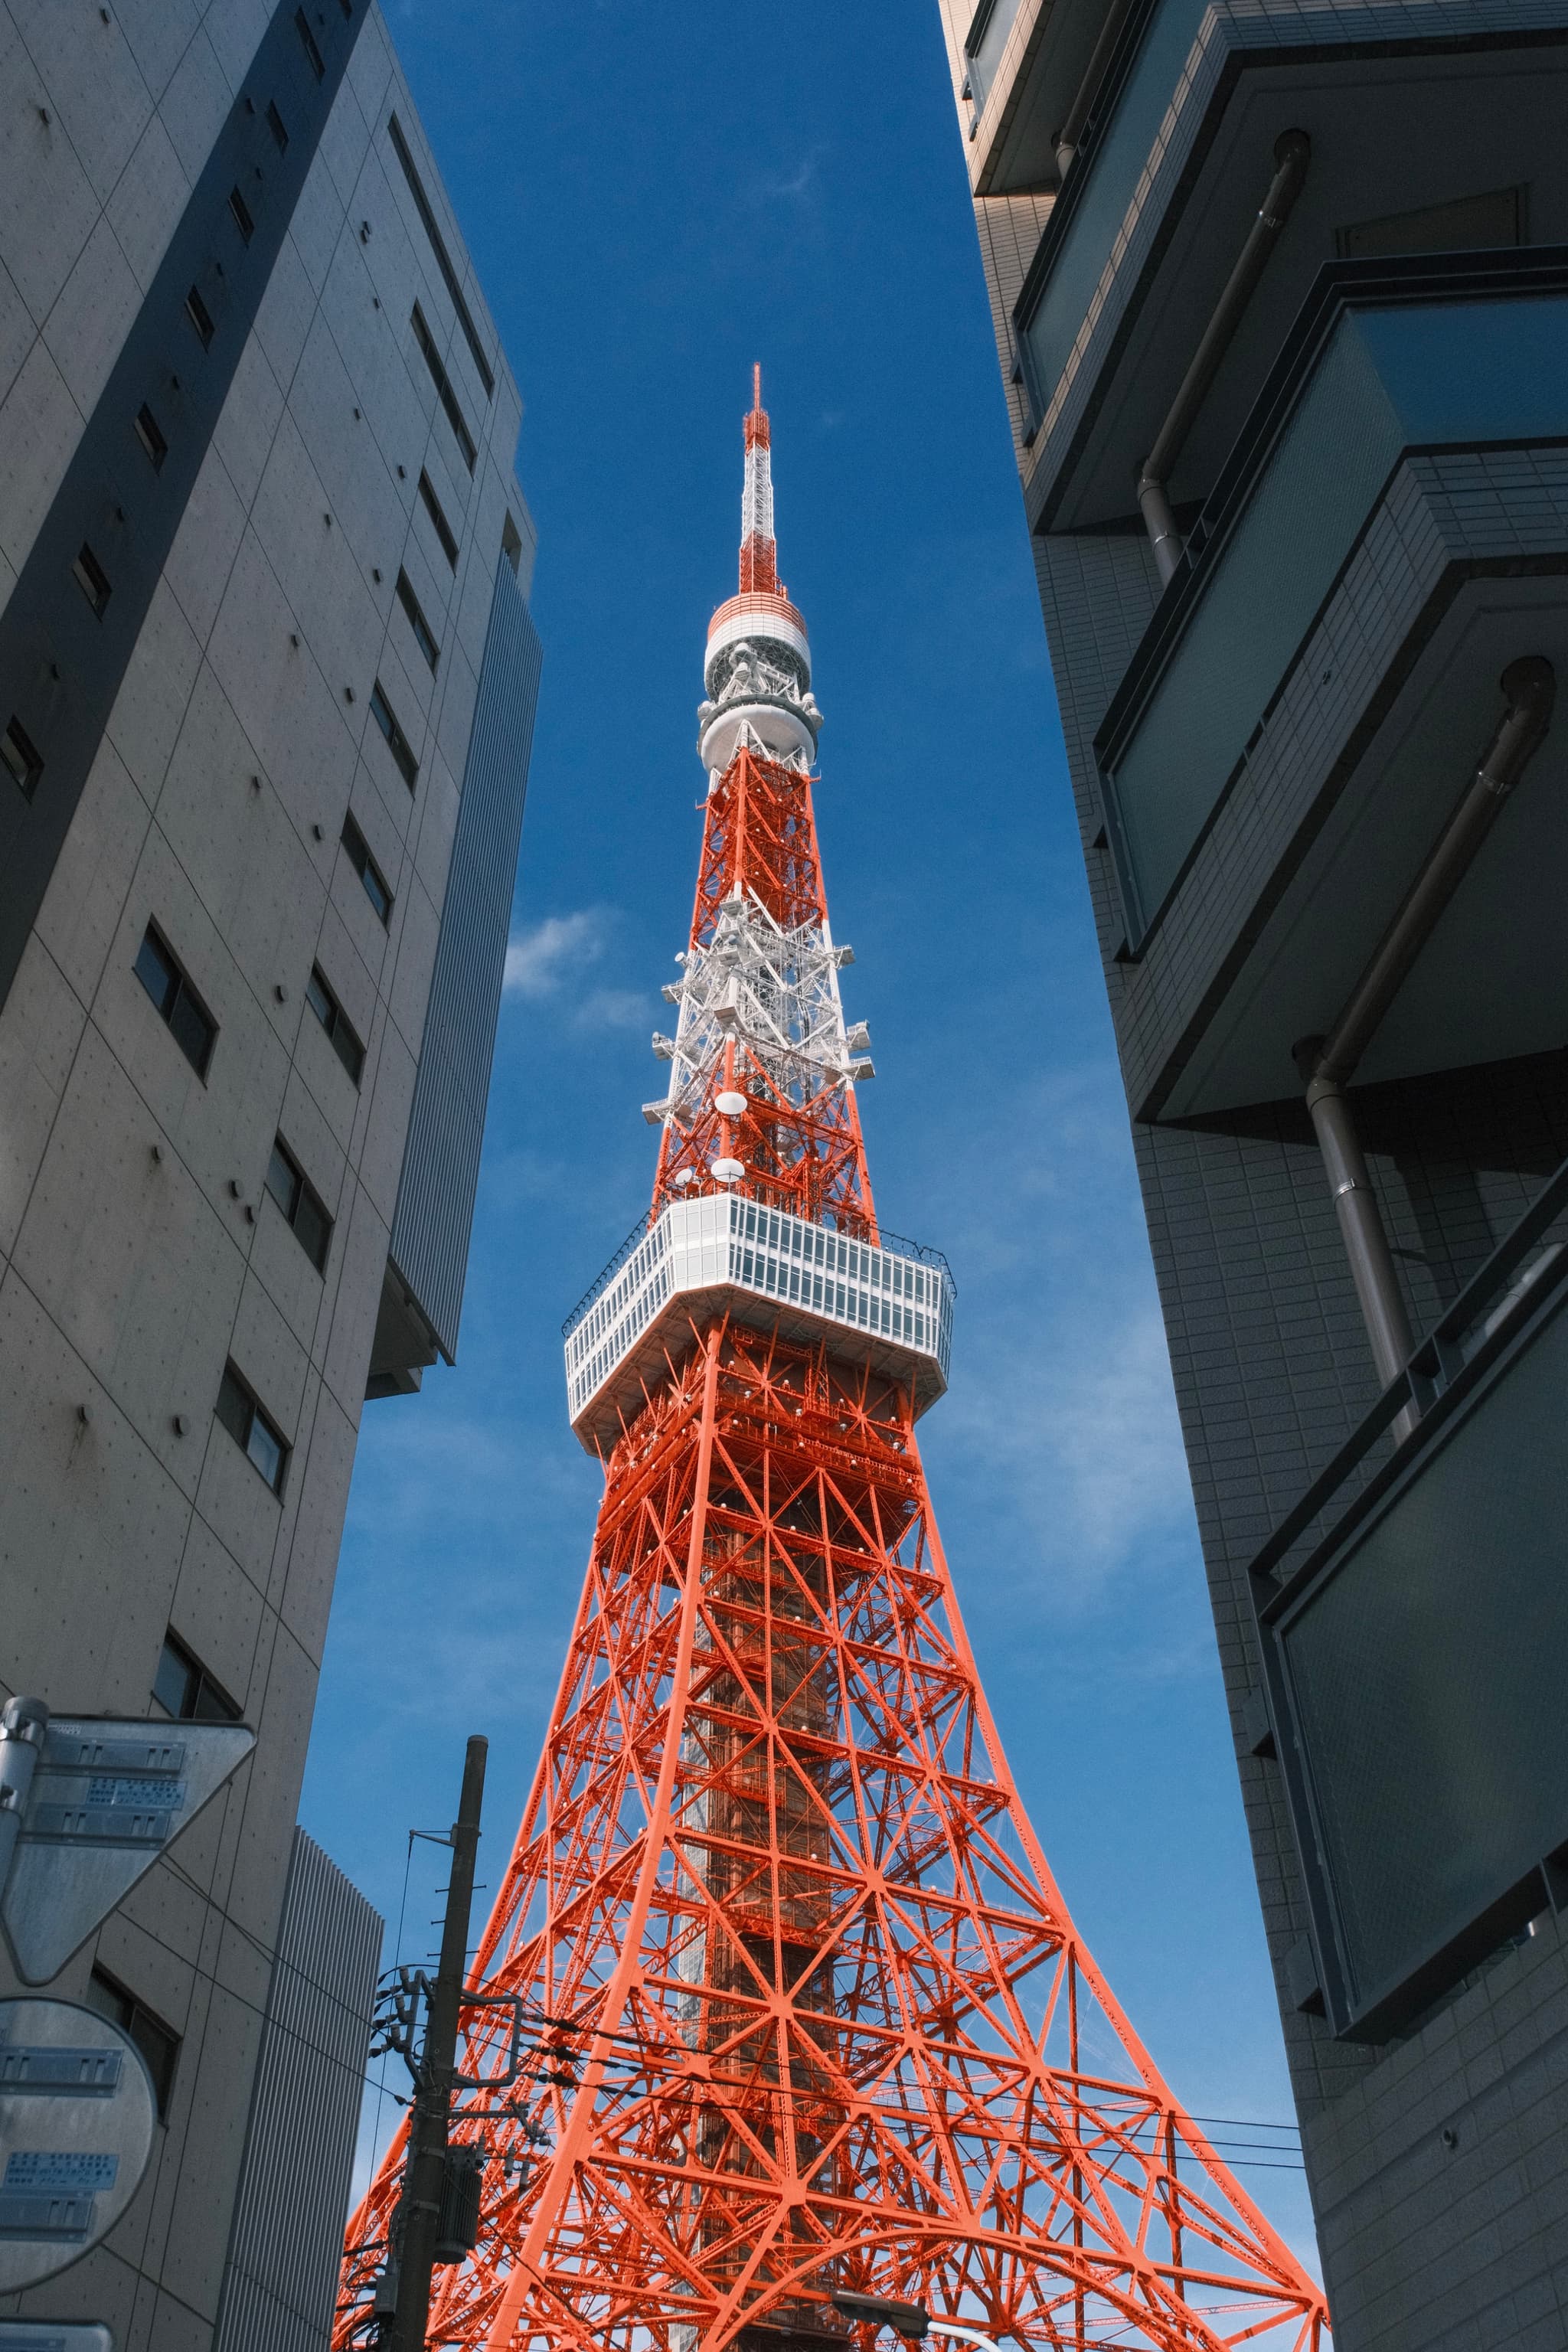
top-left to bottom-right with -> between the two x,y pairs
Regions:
300,0 -> 1319,2263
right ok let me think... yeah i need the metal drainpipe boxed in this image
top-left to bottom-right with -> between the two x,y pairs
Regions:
1295,656 -> 1556,1404
1054,0 -> 1139,178
1136,129 -> 1311,583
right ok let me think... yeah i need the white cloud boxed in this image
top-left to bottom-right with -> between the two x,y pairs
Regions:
502,909 -> 606,998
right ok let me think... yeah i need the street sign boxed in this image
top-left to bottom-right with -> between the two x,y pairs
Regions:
0,1998 -> 155,2294
0,2326 -> 114,2349
0,1704 -> 253,1984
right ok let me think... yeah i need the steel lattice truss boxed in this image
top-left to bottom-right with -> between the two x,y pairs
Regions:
648,746 -> 873,1238
338,1330 -> 1325,2352
338,383 -> 1328,2352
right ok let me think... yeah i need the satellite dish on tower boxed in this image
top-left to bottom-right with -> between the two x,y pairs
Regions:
714,1091 -> 746,1116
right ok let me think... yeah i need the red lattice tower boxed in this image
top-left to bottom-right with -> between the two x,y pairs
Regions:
338,379 -> 1328,2352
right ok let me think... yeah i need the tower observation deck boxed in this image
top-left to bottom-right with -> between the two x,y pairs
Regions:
338,379 -> 1329,2352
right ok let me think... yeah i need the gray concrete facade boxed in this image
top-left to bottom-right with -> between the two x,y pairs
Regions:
0,4 -> 537,2344
937,0 -> 1568,2341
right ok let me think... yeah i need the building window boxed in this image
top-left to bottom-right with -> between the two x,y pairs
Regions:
134,925 -> 216,1077
264,1134 -> 332,1270
134,403 -> 168,472
215,1363 -> 288,1494
394,571 -> 440,673
227,185 -> 255,243
267,99 -> 289,152
370,677 -> 420,789
386,113 -> 495,399
185,286 -> 215,348
152,1629 -> 240,1723
72,543 -> 111,618
306,963 -> 364,1083
2,716 -> 42,801
294,8 -> 325,78
83,1969 -> 180,2118
418,469 -> 459,570
341,814 -> 391,924
501,511 -> 522,577
410,304 -> 477,473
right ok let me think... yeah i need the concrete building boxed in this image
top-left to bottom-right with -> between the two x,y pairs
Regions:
937,2 -> 1568,2343
0,3 -> 540,2345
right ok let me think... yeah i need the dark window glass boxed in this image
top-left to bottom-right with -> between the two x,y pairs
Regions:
185,286 -> 214,348
370,677 -> 420,789
417,470 -> 459,570
72,543 -> 111,617
152,1630 -> 239,1723
266,100 -> 289,152
134,404 -> 167,472
133,924 -> 215,1076
84,1970 -> 179,2118
394,571 -> 439,672
2,717 -> 42,801
305,963 -> 364,1083
341,815 -> 391,924
338,0 -> 353,14
294,8 -> 325,77
386,113 -> 495,399
410,304 -> 476,472
227,185 -> 255,243
265,1135 -> 332,1270
501,511 -> 522,577
215,1364 -> 288,1494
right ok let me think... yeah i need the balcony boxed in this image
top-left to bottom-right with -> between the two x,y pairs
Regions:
1093,255 -> 1568,1119
1014,0 -> 1568,528
962,0 -> 1129,197
1249,1152 -> 1568,2040
563,1196 -> 956,1455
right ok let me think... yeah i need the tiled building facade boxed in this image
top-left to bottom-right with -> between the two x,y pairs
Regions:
937,0 -> 1568,2340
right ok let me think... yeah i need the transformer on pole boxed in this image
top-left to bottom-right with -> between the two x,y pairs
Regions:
336,381 -> 1329,2352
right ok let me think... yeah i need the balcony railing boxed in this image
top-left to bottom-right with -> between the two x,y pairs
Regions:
1096,253 -> 1568,946
1249,1145 -> 1568,2040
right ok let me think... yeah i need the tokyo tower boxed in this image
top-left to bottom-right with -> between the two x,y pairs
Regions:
338,376 -> 1328,2352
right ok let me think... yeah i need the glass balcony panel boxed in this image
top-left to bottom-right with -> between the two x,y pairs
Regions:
1102,290 -> 1568,934
1021,0 -> 1207,401
967,0 -> 1027,113
1275,1280 -> 1568,2030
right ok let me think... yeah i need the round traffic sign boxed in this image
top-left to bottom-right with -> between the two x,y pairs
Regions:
0,1998 -> 156,2292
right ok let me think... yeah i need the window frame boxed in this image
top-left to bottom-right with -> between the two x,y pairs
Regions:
133,923 -> 217,1079
394,570 -> 440,673
294,7 -> 325,78
264,1133 -> 333,1271
72,542 -> 112,618
152,1628 -> 240,1723
2,715 -> 42,801
134,403 -> 168,472
227,184 -> 256,243
305,963 -> 364,1084
370,675 -> 420,789
214,1362 -> 289,1495
417,469 -> 459,570
341,814 -> 392,926
410,303 -> 478,473
185,284 -> 215,348
85,1968 -> 180,2119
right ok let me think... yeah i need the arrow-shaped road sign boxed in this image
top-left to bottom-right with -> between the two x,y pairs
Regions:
0,1699 -> 254,1986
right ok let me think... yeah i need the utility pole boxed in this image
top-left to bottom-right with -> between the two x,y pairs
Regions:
390,1733 -> 488,2351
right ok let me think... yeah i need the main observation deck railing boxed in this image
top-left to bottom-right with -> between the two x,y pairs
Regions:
564,1195 -> 956,1439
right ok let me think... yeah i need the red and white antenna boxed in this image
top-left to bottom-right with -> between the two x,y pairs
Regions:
739,362 -> 777,593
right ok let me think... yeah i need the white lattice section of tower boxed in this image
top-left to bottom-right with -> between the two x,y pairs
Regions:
741,434 -> 774,548
644,893 -> 872,1129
